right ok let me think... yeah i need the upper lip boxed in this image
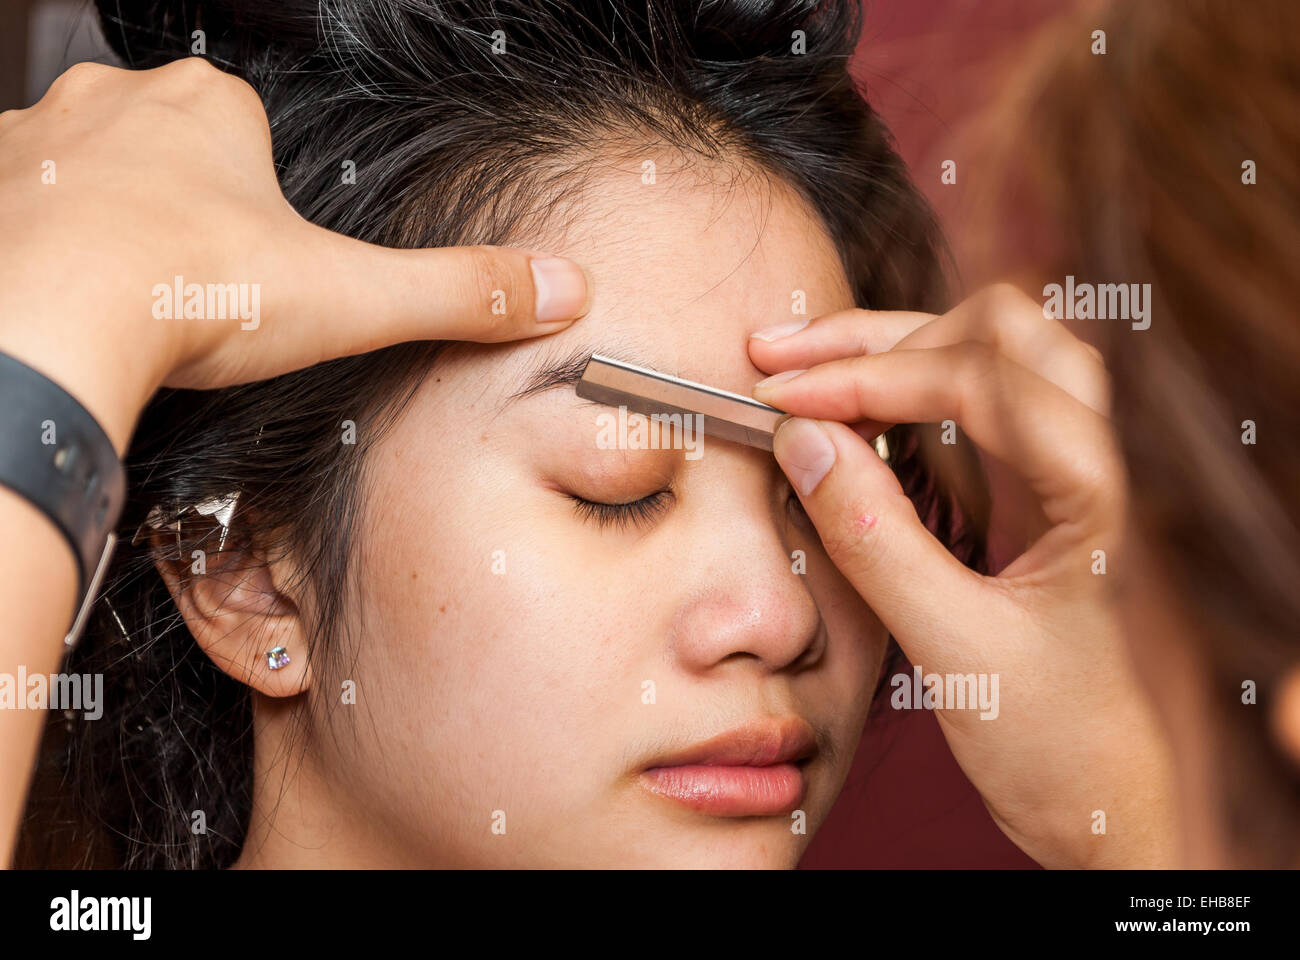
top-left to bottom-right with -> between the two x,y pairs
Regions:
644,716 -> 818,769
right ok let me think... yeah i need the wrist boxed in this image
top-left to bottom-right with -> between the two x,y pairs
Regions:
0,311 -> 162,456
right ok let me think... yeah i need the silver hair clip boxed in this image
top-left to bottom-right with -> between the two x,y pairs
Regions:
192,493 -> 240,552
131,423 -> 260,553
131,491 -> 242,554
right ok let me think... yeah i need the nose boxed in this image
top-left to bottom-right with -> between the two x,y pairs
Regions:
668,465 -> 825,675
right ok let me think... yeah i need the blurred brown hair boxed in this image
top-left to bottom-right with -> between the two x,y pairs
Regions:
984,0 -> 1300,865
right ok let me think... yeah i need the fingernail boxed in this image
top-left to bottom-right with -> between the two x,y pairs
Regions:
750,317 -> 810,342
754,368 -> 806,397
773,418 -> 836,497
531,256 -> 590,323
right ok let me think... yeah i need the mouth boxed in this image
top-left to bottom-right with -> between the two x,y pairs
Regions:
639,716 -> 818,818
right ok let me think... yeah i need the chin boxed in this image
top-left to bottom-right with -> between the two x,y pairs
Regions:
621,824 -> 811,869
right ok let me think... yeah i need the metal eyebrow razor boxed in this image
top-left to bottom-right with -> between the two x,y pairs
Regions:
575,354 -> 791,452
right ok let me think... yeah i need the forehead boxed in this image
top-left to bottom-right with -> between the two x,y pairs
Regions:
447,155 -> 854,396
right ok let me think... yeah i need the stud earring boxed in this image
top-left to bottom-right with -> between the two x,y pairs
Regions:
265,646 -> 291,671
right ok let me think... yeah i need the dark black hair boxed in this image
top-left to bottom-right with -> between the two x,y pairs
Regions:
18,0 -> 985,868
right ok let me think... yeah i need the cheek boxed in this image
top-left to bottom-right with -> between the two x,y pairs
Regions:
339,449 -> 656,821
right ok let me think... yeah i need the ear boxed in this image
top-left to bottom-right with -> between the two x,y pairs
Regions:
1271,666 -> 1300,771
151,521 -> 312,698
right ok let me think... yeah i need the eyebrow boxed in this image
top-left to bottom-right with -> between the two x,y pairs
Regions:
505,344 -> 677,405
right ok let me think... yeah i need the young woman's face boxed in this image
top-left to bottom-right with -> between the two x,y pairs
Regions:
301,161 -> 886,867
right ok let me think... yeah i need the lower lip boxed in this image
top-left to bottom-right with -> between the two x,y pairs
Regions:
641,763 -> 806,816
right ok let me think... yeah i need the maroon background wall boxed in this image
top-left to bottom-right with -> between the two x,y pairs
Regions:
799,0 -> 1078,869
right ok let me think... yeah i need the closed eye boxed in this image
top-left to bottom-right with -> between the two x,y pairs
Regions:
784,478 -> 814,532
565,488 -> 674,530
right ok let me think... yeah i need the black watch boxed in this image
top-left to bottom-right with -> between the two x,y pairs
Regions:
0,351 -> 126,648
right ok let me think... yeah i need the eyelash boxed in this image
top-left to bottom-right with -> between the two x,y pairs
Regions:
566,489 -> 674,530
566,484 -> 809,532
784,481 -> 811,526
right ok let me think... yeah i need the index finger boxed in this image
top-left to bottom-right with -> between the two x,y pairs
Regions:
748,308 -> 934,372
755,344 -> 1121,526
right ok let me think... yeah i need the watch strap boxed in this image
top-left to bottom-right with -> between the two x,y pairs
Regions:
0,351 -> 126,645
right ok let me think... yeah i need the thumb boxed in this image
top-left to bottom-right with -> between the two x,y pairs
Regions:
773,417 -> 990,667
261,222 -> 591,370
